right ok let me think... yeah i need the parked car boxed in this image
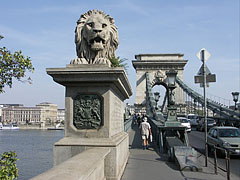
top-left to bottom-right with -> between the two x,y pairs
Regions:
187,114 -> 198,127
207,126 -> 240,157
177,117 -> 191,132
196,118 -> 216,131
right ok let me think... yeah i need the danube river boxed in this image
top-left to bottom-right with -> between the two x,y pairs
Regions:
0,129 -> 64,180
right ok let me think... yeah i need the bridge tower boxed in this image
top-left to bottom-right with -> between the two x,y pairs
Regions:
132,54 -> 188,113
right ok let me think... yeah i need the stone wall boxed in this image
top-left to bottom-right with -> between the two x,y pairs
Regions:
31,148 -> 110,180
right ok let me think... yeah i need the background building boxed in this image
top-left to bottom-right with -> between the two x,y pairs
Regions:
1,102 -> 58,126
36,102 -> 58,126
57,109 -> 65,123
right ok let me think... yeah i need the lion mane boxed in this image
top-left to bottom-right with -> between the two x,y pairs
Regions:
70,10 -> 119,66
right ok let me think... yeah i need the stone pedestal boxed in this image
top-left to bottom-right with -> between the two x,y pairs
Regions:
165,106 -> 181,127
47,64 -> 132,180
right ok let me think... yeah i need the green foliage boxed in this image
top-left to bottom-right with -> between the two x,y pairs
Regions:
0,47 -> 34,93
109,56 -> 129,71
0,151 -> 19,180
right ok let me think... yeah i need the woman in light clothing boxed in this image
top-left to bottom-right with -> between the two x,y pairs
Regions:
139,117 -> 152,150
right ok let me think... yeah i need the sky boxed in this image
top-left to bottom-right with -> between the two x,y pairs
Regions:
0,0 -> 239,109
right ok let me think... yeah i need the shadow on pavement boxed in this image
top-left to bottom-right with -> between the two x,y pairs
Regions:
129,124 -> 143,149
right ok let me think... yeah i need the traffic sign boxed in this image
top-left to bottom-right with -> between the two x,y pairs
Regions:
196,48 -> 211,62
197,64 -> 211,76
194,74 -> 216,84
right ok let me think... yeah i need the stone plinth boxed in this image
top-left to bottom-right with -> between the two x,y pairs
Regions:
47,64 -> 132,180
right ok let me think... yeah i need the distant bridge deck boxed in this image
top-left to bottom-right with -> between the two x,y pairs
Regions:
122,124 -> 229,180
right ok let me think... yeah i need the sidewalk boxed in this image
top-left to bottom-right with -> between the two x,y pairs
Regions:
121,125 -> 235,180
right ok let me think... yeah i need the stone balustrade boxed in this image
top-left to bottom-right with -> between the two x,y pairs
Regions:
31,148 -> 110,180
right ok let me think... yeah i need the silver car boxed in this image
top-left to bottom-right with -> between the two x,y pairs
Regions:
207,126 -> 240,157
187,114 -> 198,127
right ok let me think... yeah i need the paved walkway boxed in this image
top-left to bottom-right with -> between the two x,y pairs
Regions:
122,124 -> 235,180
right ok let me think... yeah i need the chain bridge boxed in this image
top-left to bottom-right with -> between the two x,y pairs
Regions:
133,53 -> 240,126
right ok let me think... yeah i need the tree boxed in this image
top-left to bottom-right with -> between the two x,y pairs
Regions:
0,36 -> 33,179
0,151 -> 19,180
109,56 -> 129,72
0,36 -> 34,93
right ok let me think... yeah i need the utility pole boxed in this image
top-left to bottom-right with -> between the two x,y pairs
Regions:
201,50 -> 208,167
195,48 -> 216,167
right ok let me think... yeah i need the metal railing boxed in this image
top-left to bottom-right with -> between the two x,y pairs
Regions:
206,143 -> 239,180
176,77 -> 240,125
124,116 -> 134,132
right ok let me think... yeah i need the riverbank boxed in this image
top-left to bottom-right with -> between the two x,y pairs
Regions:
18,125 -> 64,130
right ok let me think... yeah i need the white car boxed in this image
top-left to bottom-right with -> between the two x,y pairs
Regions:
177,117 -> 191,132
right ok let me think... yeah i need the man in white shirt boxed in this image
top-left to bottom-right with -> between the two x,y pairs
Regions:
139,117 -> 152,150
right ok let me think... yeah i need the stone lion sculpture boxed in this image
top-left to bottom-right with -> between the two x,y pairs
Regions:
70,10 -> 119,66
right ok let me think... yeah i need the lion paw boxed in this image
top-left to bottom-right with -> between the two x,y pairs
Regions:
93,58 -> 111,67
70,58 -> 88,64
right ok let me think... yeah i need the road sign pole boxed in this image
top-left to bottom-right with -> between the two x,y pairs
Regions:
201,49 -> 208,167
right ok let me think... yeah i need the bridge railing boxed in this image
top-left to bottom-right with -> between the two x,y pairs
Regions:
176,77 -> 240,125
124,116 -> 134,132
206,143 -> 239,180
31,148 -> 110,180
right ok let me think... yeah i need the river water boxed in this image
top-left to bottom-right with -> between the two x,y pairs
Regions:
0,129 -> 64,180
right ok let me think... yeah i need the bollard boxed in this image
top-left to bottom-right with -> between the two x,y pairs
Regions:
226,151 -> 230,180
205,143 -> 208,167
213,146 -> 218,174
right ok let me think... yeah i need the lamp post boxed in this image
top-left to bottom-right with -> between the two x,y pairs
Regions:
179,104 -> 183,114
154,92 -> 160,110
166,69 -> 177,105
165,70 -> 180,126
194,99 -> 197,114
232,92 -> 239,111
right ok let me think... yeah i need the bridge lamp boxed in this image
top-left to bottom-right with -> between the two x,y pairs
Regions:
166,69 -> 177,88
179,104 -> 183,114
166,70 -> 177,106
154,92 -> 160,110
193,99 -> 197,114
165,69 -> 180,125
232,92 -> 239,110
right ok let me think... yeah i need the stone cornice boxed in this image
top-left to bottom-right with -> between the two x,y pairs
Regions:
135,53 -> 184,58
132,60 -> 188,70
46,65 -> 133,99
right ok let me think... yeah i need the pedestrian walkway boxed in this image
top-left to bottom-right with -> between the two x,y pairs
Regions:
121,125 -> 233,180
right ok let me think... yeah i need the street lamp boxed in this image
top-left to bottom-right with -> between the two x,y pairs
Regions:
232,92 -> 239,110
165,69 -> 180,126
166,69 -> 177,106
179,104 -> 183,114
154,92 -> 160,110
194,99 -> 197,114
0,35 -> 4,40
166,69 -> 177,88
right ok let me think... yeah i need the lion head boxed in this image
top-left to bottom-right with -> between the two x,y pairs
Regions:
70,10 -> 119,66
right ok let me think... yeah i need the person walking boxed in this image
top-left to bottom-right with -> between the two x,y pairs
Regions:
139,117 -> 152,150
137,113 -> 142,127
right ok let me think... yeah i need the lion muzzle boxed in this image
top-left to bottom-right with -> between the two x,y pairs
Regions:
89,36 -> 105,51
